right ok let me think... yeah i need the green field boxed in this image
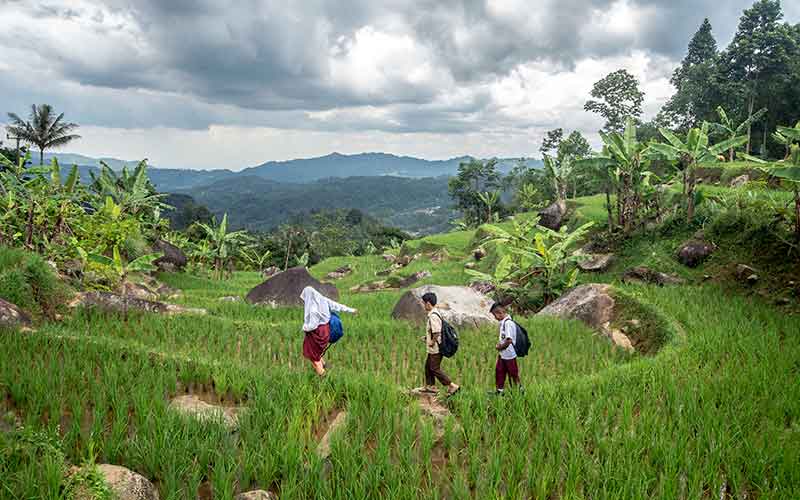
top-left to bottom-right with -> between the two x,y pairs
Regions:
2,197 -> 800,499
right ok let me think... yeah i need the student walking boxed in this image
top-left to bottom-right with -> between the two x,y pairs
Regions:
490,303 -> 521,394
420,292 -> 460,396
300,286 -> 357,377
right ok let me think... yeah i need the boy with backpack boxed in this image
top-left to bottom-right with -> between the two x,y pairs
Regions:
490,303 -> 527,394
421,292 -> 461,396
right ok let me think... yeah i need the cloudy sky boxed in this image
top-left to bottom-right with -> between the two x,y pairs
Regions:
1,0 -> 798,170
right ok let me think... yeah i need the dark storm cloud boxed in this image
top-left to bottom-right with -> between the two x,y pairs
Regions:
0,0 -> 797,132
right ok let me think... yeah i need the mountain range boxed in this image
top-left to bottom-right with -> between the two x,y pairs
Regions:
44,151 -> 541,233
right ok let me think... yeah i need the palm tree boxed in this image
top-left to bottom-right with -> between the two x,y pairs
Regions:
6,104 -> 81,165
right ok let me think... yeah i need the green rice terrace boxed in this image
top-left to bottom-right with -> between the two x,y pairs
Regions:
2,184 -> 799,499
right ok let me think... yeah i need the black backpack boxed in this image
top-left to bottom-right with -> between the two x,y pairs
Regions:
508,319 -> 530,357
434,313 -> 459,358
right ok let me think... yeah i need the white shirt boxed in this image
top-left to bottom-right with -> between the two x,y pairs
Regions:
300,286 -> 355,332
498,316 -> 517,360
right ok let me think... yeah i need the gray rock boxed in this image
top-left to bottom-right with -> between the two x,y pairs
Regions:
83,464 -> 159,500
473,247 -> 487,261
469,280 -> 496,295
169,395 -> 242,430
219,296 -> 242,303
381,254 -> 397,263
730,174 -> 750,188
621,267 -> 685,286
577,253 -> 615,272
326,265 -> 353,280
153,240 -> 187,272
0,298 -> 32,329
69,292 -> 207,316
392,285 -> 495,328
246,267 -> 338,306
537,284 -> 615,330
261,266 -> 280,279
676,240 -> 714,268
538,200 -> 567,230
235,491 -> 277,500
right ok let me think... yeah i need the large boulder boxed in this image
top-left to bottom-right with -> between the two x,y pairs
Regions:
676,240 -> 714,268
537,284 -> 614,330
69,292 -> 207,316
0,298 -> 32,329
621,266 -> 685,286
391,285 -> 494,328
153,240 -> 187,272
537,200 -> 567,231
246,267 -> 338,307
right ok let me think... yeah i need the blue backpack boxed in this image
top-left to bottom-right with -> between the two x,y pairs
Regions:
329,311 -> 344,343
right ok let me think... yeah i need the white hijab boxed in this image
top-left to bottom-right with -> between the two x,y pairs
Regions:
301,286 -> 332,332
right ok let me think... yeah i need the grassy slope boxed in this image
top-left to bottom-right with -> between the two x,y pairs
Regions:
1,193 -> 799,499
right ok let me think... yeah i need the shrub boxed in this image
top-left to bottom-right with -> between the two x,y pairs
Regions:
0,246 -> 69,319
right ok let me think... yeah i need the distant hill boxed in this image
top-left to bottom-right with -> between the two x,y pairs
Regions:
241,152 -> 533,182
178,175 -> 455,235
45,151 -> 540,233
46,151 -> 539,191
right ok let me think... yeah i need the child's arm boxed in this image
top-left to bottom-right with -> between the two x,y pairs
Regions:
326,298 -> 357,314
496,338 -> 513,350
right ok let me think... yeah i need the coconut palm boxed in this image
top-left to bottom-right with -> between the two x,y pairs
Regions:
6,104 -> 81,165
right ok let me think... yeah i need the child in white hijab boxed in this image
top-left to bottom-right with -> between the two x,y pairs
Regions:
300,286 -> 357,376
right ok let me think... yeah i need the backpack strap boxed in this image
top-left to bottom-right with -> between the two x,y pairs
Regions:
430,311 -> 444,344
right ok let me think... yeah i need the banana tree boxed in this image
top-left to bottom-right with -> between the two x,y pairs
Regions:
710,106 -> 767,161
542,154 -> 573,203
741,145 -> 800,242
772,122 -> 800,160
477,190 -> 501,223
466,216 -> 593,304
575,118 -> 653,233
240,247 -> 272,273
90,160 -> 170,223
651,122 -> 748,222
197,213 -> 250,279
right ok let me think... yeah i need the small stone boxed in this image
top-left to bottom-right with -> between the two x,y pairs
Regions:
235,491 -> 277,500
219,296 -> 242,303
169,395 -> 242,430
776,298 -> 791,306
609,329 -> 635,353
746,274 -> 759,284
473,248 -> 487,261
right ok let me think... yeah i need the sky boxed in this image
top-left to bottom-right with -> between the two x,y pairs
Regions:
0,0 -> 798,170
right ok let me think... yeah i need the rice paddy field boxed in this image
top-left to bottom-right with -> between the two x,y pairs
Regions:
2,200 -> 800,499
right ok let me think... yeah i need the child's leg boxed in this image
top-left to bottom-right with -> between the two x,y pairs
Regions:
425,355 -> 435,387
507,358 -> 520,387
495,356 -> 507,390
311,359 -> 325,376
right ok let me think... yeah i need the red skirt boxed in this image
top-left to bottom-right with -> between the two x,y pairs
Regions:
303,323 -> 330,362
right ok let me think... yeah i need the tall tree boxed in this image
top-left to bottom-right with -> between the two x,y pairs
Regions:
584,69 -> 645,134
6,104 -> 80,165
447,159 -> 503,226
720,0 -> 796,155
660,19 -> 721,131
539,128 -> 564,157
